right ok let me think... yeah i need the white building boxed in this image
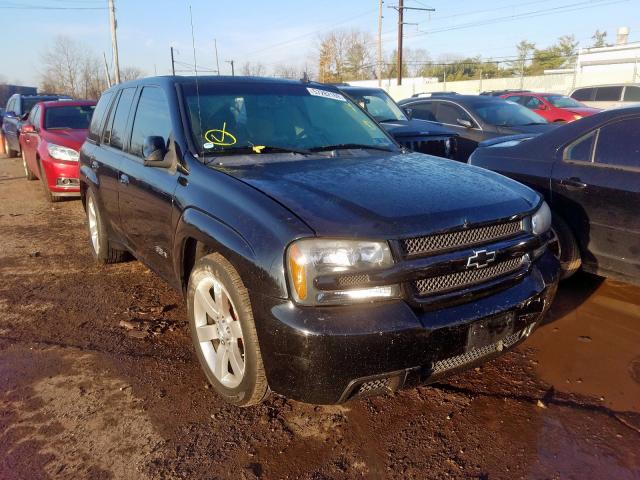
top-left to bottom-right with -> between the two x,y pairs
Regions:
575,27 -> 640,82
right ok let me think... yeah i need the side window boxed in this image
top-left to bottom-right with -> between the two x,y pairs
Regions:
594,86 -> 623,102
410,102 -> 437,121
88,91 -> 114,142
564,131 -> 596,162
6,98 -> 15,113
571,88 -> 593,101
505,95 -> 523,104
33,106 -> 41,129
594,118 -> 640,169
623,86 -> 640,102
524,97 -> 543,109
104,88 -> 135,149
437,103 -> 472,125
129,87 -> 172,158
27,105 -> 38,125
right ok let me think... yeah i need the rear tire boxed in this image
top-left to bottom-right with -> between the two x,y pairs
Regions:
85,189 -> 126,264
3,135 -> 17,157
187,252 -> 270,407
22,150 -> 36,180
549,214 -> 581,280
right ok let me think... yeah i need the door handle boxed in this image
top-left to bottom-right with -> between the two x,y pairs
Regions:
91,160 -> 99,170
119,173 -> 129,185
559,177 -> 587,189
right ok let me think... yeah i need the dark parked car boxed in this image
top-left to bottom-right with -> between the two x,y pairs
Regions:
398,95 -> 559,161
469,107 -> 640,285
80,76 -> 558,406
336,85 -> 458,159
480,89 -> 531,97
2,93 -> 71,156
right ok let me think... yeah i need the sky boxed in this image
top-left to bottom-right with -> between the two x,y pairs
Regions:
1,0 -> 639,86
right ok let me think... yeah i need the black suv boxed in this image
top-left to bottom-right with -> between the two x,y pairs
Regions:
2,93 -> 71,156
80,76 -> 559,406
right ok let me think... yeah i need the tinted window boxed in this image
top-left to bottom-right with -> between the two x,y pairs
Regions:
504,95 -> 524,105
129,87 -> 172,157
436,103 -> 472,125
595,86 -> 622,102
27,105 -> 39,126
565,131 -> 595,162
595,118 -> 640,169
105,88 -> 135,149
88,91 -> 114,141
44,105 -> 95,130
571,88 -> 593,101
474,101 -> 546,126
524,96 -> 543,109
410,102 -> 437,121
33,106 -> 42,128
623,86 -> 640,102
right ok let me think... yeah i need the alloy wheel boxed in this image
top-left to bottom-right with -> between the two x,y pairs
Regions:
193,274 -> 245,388
87,196 -> 100,254
548,227 -> 561,261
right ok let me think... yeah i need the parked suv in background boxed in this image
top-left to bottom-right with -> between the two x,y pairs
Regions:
398,95 -> 558,161
2,93 -> 71,156
20,100 -> 96,202
469,107 -> 640,285
80,76 -> 558,406
501,92 -> 601,123
336,85 -> 458,159
569,84 -> 640,109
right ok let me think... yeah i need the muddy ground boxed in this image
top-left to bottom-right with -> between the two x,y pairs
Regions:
0,154 -> 639,480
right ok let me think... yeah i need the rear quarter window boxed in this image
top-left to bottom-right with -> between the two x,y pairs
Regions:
623,86 -> 640,102
88,91 -> 114,142
571,88 -> 593,101
594,86 -> 623,102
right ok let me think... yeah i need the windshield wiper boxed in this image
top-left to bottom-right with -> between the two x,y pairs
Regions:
204,145 -> 311,156
309,143 -> 395,153
520,122 -> 547,126
377,118 -> 402,123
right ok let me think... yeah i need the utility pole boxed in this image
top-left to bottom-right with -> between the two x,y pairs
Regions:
226,60 -> 235,76
102,52 -> 112,88
107,0 -> 121,84
214,39 -> 220,75
170,46 -> 176,76
390,2 -> 435,86
377,0 -> 383,87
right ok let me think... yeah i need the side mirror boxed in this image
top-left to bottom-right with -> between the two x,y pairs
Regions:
5,111 -> 16,118
143,136 -> 171,167
456,118 -> 473,128
404,108 -> 413,119
21,123 -> 35,134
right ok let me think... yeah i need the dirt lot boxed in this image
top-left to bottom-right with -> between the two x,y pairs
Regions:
1,154 -> 639,480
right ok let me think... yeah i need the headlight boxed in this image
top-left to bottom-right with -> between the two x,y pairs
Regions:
47,143 -> 79,161
286,238 -> 400,305
531,201 -> 552,235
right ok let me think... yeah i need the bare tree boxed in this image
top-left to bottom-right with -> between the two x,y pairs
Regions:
240,62 -> 266,77
272,64 -> 301,79
317,29 -> 373,82
121,66 -> 144,82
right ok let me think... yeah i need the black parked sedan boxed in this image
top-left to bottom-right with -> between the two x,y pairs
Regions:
80,76 -> 558,406
469,107 -> 640,285
398,95 -> 558,161
336,85 -> 458,159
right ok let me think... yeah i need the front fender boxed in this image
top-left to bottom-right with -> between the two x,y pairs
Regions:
173,208 -> 286,298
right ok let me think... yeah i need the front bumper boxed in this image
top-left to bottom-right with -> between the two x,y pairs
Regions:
41,155 -> 80,195
252,250 -> 558,404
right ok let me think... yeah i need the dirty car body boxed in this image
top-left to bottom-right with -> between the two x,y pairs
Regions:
80,76 -> 559,405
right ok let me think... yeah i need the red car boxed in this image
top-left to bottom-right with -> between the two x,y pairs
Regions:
19,100 -> 96,202
500,92 -> 601,123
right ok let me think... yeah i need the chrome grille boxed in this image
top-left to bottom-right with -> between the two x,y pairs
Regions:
403,220 -> 524,257
432,330 -> 523,374
414,256 -> 525,296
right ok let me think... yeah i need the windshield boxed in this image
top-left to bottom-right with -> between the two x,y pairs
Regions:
542,95 -> 585,108
182,82 -> 396,158
347,90 -> 407,122
474,101 -> 548,127
44,105 -> 95,130
22,97 -> 60,115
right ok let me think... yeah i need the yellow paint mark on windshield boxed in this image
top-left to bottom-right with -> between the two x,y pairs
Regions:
204,122 -> 237,146
252,145 -> 266,153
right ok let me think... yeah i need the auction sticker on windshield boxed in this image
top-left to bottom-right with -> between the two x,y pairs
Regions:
307,87 -> 346,102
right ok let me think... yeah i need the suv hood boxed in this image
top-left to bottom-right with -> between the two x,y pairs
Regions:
224,153 -> 539,238
380,119 -> 457,138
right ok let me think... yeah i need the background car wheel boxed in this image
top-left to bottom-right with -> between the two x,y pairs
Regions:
22,150 -> 36,180
549,214 -> 581,280
85,189 -> 126,264
3,135 -> 17,157
187,252 -> 270,407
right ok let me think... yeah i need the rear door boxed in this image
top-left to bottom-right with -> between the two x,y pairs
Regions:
117,86 -> 177,278
21,105 -> 40,168
551,116 -> 640,279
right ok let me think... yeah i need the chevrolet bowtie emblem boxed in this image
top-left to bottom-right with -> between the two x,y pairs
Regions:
466,249 -> 496,269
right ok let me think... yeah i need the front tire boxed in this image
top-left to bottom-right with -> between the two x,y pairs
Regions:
187,252 -> 269,407
85,189 -> 126,264
22,150 -> 36,180
549,214 -> 581,279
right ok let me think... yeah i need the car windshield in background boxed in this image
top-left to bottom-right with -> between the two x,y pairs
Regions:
475,101 -> 548,127
22,97 -> 58,115
350,91 -> 407,122
542,95 -> 585,108
182,82 -> 395,159
44,105 -> 95,130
